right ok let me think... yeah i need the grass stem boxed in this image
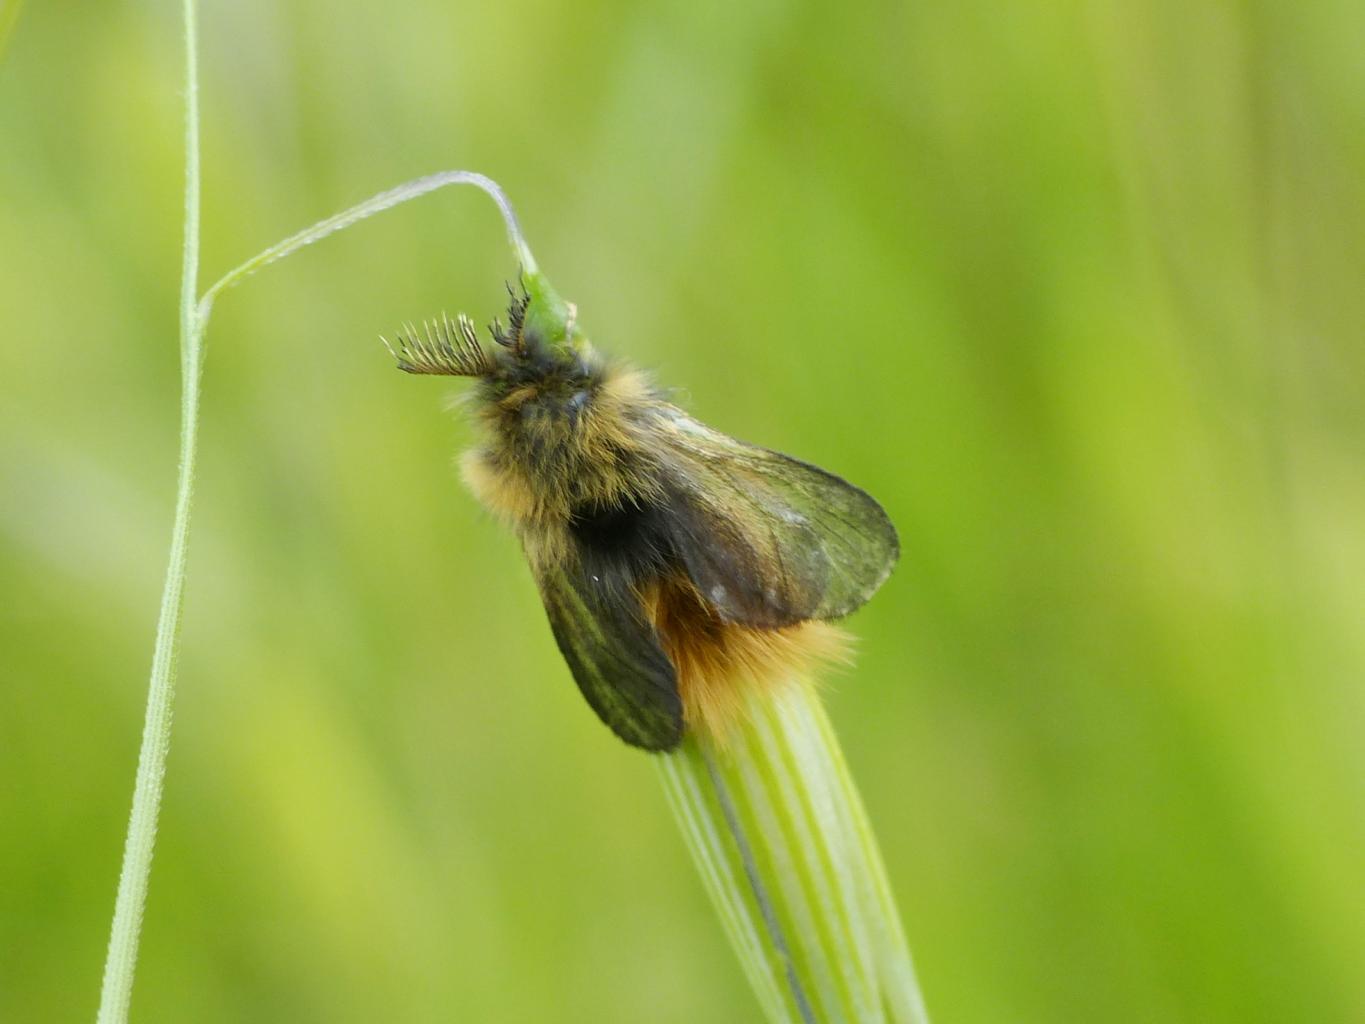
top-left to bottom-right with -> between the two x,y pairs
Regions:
95,1 -> 202,1020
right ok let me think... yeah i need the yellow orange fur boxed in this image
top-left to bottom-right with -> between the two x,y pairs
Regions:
641,574 -> 850,744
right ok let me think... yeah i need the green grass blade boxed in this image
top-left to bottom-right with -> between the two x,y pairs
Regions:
659,754 -> 796,1023
808,694 -> 930,1024
659,683 -> 931,1024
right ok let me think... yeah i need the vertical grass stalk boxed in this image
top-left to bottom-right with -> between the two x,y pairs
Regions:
96,1 -> 202,1019
658,683 -> 931,1024
96,6 -> 547,1017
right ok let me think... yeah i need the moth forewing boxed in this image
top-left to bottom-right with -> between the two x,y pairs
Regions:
653,409 -> 900,626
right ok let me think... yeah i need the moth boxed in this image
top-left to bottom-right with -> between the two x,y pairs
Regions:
385,277 -> 898,751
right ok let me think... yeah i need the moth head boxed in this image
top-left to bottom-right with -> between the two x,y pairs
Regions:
383,269 -> 595,390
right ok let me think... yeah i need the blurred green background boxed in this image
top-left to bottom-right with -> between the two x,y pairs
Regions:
2,1 -> 1363,1021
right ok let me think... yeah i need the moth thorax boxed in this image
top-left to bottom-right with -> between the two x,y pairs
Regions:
463,419 -> 649,534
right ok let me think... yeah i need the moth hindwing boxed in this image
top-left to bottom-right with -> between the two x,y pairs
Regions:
534,556 -> 683,751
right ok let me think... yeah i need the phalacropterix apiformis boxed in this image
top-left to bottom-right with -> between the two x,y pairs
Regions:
384,271 -> 898,752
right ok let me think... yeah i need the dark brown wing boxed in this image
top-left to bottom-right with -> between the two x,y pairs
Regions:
654,409 -> 899,628
534,557 -> 683,751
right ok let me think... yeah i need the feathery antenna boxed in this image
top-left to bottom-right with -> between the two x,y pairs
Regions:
382,313 -> 492,376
